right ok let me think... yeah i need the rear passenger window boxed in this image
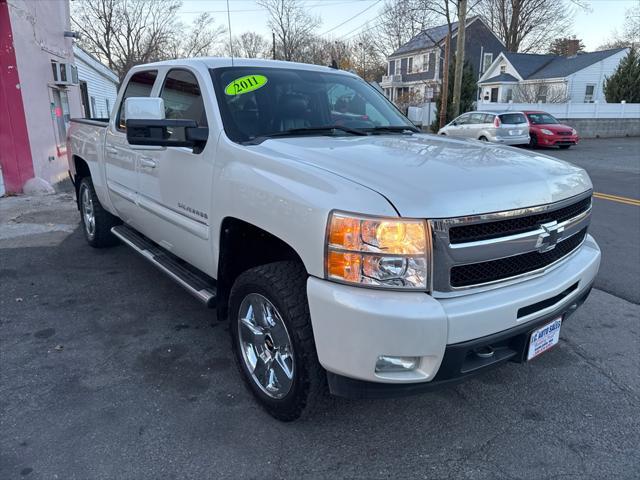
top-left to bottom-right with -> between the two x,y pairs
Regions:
117,70 -> 158,130
160,69 -> 208,127
499,113 -> 526,124
483,114 -> 495,123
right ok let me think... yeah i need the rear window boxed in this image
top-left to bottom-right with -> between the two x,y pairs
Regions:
499,113 -> 526,124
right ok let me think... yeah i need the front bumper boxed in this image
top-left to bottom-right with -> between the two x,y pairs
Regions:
539,135 -> 579,147
307,235 -> 600,396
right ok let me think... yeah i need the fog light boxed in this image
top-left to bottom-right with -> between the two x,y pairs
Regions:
375,355 -> 420,373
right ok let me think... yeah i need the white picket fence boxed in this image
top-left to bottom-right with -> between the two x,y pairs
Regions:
408,102 -> 640,125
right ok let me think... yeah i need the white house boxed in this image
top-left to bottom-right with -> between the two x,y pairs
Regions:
478,48 -> 629,104
73,45 -> 118,119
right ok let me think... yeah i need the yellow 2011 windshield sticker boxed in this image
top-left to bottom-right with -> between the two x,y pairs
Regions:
224,75 -> 268,95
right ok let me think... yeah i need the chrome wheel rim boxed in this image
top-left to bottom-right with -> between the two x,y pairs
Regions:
81,186 -> 95,238
237,293 -> 295,399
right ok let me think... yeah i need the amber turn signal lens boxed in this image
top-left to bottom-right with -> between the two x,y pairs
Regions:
327,251 -> 362,283
328,215 -> 361,251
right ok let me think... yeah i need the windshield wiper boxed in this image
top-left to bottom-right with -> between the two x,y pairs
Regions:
366,125 -> 420,134
245,125 -> 367,144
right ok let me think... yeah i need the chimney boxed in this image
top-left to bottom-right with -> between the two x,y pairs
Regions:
565,39 -> 580,57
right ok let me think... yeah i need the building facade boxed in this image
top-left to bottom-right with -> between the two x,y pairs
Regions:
478,48 -> 629,104
380,17 -> 505,105
74,45 -> 119,120
0,0 -> 81,195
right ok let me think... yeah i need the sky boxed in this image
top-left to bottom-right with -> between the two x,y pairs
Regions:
178,0 -> 638,52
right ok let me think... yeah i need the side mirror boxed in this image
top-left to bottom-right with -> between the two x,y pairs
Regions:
125,97 -> 208,151
125,97 -> 165,121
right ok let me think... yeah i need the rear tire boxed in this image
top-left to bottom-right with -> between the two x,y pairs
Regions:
78,177 -> 120,248
558,145 -> 571,149
479,136 -> 488,141
229,261 -> 326,421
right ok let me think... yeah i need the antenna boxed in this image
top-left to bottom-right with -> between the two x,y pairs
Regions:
226,0 -> 234,66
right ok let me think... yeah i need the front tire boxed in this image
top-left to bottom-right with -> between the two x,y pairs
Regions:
229,261 -> 325,421
78,177 -> 120,248
529,134 -> 538,148
559,145 -> 571,149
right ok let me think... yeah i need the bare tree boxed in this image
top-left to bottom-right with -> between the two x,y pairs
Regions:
169,13 -> 227,59
477,0 -> 580,53
351,30 -> 386,81
599,6 -> 640,49
72,0 -> 226,80
512,82 -> 568,103
72,0 -> 180,80
373,0 -> 436,57
233,32 -> 269,58
257,0 -> 320,61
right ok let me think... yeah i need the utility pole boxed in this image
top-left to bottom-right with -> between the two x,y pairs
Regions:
439,33 -> 451,130
272,32 -> 276,60
452,0 -> 467,117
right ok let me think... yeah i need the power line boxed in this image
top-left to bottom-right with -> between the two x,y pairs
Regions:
320,0 -> 381,35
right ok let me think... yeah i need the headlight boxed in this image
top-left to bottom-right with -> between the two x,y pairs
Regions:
540,129 -> 554,135
571,128 -> 577,135
325,211 -> 430,290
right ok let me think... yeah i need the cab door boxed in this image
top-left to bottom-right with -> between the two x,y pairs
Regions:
134,67 -> 214,273
104,69 -> 159,226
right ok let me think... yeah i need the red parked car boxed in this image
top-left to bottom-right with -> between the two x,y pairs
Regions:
523,111 -> 579,149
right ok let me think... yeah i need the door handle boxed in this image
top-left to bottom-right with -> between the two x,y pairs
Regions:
105,147 -> 118,155
140,157 -> 157,168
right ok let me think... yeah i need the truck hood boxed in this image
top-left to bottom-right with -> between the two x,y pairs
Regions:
254,134 -> 592,218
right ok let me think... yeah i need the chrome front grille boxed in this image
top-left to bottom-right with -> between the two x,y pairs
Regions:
429,192 -> 592,296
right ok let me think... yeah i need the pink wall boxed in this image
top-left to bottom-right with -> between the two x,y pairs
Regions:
2,0 -> 81,192
0,0 -> 34,193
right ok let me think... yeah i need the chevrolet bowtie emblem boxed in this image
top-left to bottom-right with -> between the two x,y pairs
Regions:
536,221 -> 564,253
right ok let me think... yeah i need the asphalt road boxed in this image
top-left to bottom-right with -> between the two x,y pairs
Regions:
1,138 -> 639,480
550,138 -> 640,304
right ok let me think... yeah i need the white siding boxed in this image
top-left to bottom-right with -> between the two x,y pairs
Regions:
73,47 -> 119,118
479,54 -> 521,82
566,49 -> 628,103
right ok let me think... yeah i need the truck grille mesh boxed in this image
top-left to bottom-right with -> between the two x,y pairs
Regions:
450,228 -> 588,287
449,196 -> 591,244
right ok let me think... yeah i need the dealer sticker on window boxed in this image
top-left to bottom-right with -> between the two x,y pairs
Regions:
527,317 -> 562,361
224,75 -> 268,96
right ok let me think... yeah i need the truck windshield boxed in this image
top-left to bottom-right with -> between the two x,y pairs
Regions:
210,67 -> 416,143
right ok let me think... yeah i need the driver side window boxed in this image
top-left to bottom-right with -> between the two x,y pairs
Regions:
160,69 -> 208,127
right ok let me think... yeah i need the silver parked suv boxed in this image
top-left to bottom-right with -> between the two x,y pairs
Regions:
438,111 -> 530,146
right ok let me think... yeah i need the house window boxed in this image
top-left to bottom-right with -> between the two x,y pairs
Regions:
50,87 -> 70,151
483,53 -> 493,73
388,61 -> 395,75
407,57 -> 413,73
537,85 -> 548,103
506,88 -> 513,102
395,59 -> 400,74
500,64 -> 506,74
584,84 -> 596,103
106,98 -> 111,118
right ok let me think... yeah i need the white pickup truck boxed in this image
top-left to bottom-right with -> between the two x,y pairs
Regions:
67,58 -> 600,421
